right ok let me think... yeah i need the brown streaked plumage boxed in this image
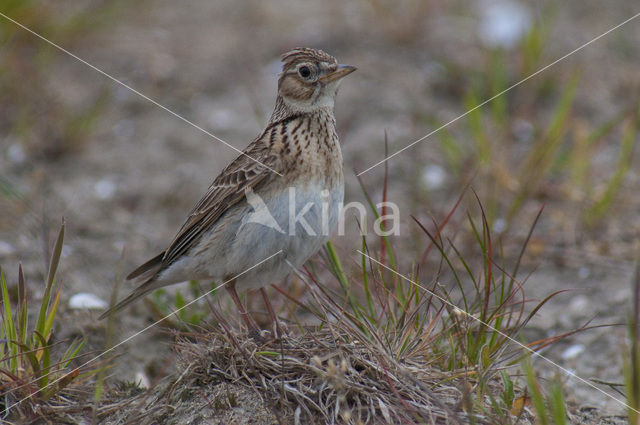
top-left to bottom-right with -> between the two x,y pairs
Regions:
99,48 -> 355,330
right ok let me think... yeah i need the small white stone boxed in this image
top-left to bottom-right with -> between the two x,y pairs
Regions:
0,240 -> 15,256
478,0 -> 532,49
493,218 -> 506,233
421,165 -> 446,190
135,371 -> 150,389
61,244 -> 73,258
69,293 -> 109,310
8,144 -> 26,164
561,344 -> 585,360
578,267 -> 590,279
568,295 -> 590,316
513,119 -> 534,143
208,109 -> 234,130
95,178 -> 117,200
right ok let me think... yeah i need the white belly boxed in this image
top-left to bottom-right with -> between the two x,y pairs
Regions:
158,181 -> 344,290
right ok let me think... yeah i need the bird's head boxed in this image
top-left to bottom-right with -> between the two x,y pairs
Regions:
276,47 -> 356,113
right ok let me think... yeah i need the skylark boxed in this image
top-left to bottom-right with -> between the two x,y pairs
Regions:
100,48 -> 355,328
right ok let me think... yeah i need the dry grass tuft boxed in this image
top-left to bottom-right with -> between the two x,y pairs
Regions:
179,327 -> 463,424
86,318 -> 529,425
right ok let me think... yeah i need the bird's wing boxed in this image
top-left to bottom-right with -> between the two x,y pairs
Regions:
99,137 -> 282,320
160,126 -> 288,269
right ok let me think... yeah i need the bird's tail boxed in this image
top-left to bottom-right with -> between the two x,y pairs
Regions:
126,252 -> 164,280
98,282 -> 157,320
99,252 -> 165,320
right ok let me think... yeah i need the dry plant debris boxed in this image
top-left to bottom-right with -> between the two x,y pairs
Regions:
93,325 -> 533,425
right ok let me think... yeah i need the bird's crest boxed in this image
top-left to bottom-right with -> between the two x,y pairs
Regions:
281,47 -> 337,71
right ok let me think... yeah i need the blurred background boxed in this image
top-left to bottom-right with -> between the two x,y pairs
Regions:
1,0 -> 639,415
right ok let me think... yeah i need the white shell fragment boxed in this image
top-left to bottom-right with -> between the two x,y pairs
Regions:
478,0 -> 532,49
69,293 -> 109,310
94,178 -> 117,200
421,164 -> 446,190
561,344 -> 585,361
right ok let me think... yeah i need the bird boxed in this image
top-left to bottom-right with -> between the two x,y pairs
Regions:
99,47 -> 356,331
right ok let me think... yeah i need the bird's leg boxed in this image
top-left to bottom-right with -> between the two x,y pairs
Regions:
260,287 -> 282,338
225,280 -> 258,333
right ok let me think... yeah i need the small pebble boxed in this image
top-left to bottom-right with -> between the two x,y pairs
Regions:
493,218 -> 506,233
562,344 -> 585,360
61,244 -> 73,258
135,371 -> 150,389
0,240 -> 16,256
69,293 -> 109,310
8,143 -> 26,164
95,178 -> 117,200
512,119 -> 534,143
209,109 -> 234,130
421,164 -> 446,190
478,0 -> 532,49
568,295 -> 590,316
578,267 -> 590,279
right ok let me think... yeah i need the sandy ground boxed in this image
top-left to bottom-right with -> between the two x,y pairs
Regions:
1,0 -> 640,422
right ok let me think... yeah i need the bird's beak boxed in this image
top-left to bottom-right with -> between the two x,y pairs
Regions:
319,64 -> 357,84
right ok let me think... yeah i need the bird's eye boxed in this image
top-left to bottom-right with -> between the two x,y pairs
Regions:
298,66 -> 311,78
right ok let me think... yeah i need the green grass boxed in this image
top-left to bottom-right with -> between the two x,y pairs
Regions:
0,221 -> 97,413
276,170 -> 572,422
433,18 -> 639,232
523,355 -> 568,425
146,280 -> 215,328
584,105 -> 639,225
